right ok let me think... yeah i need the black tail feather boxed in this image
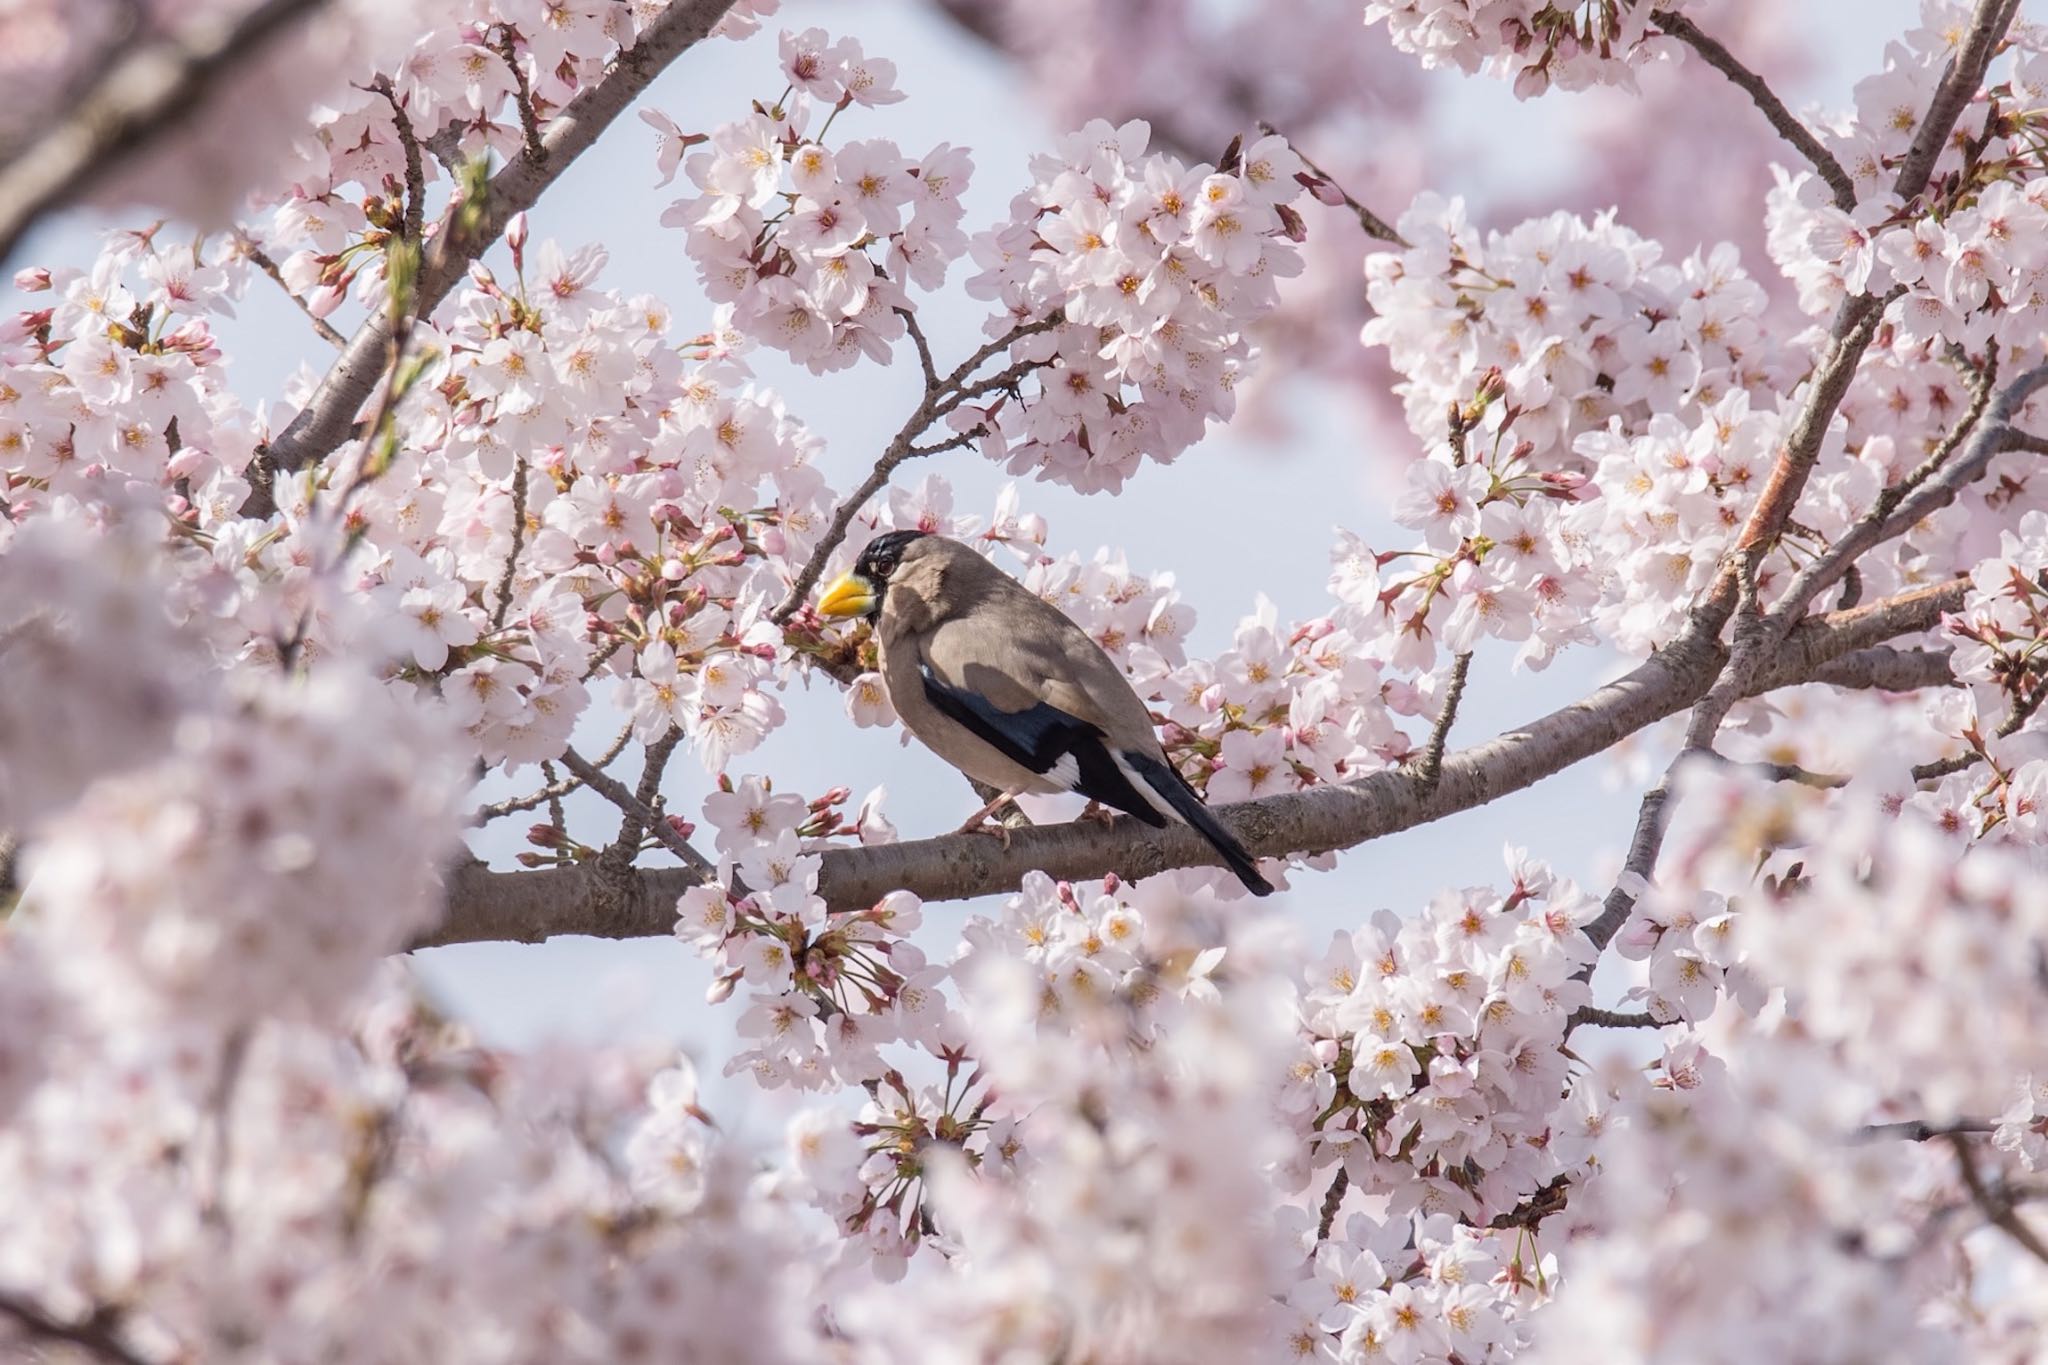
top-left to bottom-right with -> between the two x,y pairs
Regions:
1122,751 -> 1274,897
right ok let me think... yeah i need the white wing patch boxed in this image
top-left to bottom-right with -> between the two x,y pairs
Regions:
1112,750 -> 1184,824
1044,752 -> 1081,791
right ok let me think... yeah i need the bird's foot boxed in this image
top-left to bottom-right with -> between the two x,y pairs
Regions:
1077,800 -> 1117,826
955,816 -> 1014,849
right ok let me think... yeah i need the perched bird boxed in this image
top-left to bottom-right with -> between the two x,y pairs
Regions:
816,530 -> 1274,896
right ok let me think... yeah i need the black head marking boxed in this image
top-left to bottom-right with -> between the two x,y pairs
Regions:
852,530 -> 929,616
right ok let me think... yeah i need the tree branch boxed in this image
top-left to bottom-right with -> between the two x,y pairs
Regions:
1772,364 -> 2048,631
490,26 -> 547,166
1807,645 -> 1954,691
0,1291 -> 148,1365
769,310 -> 1064,622
1650,8 -> 1857,212
1413,651 -> 1470,789
372,76 -> 427,245
0,0 -> 337,267
1893,0 -> 2023,204
1952,1130 -> 2048,1265
262,0 -> 740,476
1566,1006 -> 1662,1032
238,237 -> 346,347
421,581 -> 1961,946
1255,121 -> 1408,245
562,732 -> 716,878
1860,1117 -> 1995,1142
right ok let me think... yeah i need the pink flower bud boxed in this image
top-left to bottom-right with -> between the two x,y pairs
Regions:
705,971 -> 739,1005
12,267 -> 50,292
506,211 -> 529,252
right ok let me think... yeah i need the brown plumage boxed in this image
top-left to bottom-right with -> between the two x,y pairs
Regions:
816,531 -> 1273,895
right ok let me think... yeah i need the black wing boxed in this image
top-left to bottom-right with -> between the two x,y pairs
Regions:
917,662 -> 1167,827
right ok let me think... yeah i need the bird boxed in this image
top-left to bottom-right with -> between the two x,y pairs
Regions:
815,530 -> 1274,896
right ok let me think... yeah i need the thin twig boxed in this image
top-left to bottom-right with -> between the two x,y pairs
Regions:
372,77 -> 426,244
558,741 -> 716,878
1583,771 -> 1677,958
1567,1006 -> 1662,1032
475,723 -> 633,820
770,311 -> 1064,621
239,238 -> 346,347
904,427 -> 986,460
1952,1130 -> 2048,1264
1773,363 -> 2048,628
1910,670 -> 2048,781
1650,9 -> 1857,212
491,26 -> 547,165
899,306 -> 939,390
1413,652 -> 1471,790
1877,351 -> 1998,520
490,452 -> 529,631
540,757 -> 567,840
1255,120 -> 1409,245
1316,1166 -> 1350,1241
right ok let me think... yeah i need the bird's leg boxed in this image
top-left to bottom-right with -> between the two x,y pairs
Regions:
1077,799 -> 1117,826
955,786 -> 1027,847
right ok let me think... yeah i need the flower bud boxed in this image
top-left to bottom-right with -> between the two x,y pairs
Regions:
12,267 -> 50,292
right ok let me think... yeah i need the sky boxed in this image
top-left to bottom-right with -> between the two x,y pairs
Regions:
9,0 -> 1922,1124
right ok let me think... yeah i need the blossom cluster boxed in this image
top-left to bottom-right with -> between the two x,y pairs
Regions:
1767,6 -> 2048,335
962,120 -> 1310,492
1543,763 -> 2048,1361
659,28 -> 975,375
259,0 -> 769,322
1362,0 -> 1691,98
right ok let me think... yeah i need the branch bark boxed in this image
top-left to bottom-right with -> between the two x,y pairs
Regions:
261,0 -> 740,476
421,580 -> 1962,947
1892,0 -> 2024,204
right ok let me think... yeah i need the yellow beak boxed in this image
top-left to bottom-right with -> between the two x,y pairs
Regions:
817,572 -> 879,620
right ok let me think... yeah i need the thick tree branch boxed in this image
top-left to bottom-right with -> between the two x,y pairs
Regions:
1650,9 -> 1856,212
1808,645 -> 1954,691
262,0 -> 740,476
421,581 -> 1961,946
0,0 -> 336,267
